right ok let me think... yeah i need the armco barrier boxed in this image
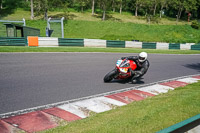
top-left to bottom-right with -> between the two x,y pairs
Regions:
38,37 -> 58,47
0,37 -> 27,46
169,43 -> 180,50
107,40 -> 125,48
58,38 -> 84,47
156,42 -> 169,50
142,42 -> 156,49
84,39 -> 106,47
125,41 -> 142,48
191,44 -> 200,50
180,43 -> 194,50
2,37 -> 200,51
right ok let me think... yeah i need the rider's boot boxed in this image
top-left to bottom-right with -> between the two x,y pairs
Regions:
129,69 -> 137,84
132,79 -> 137,84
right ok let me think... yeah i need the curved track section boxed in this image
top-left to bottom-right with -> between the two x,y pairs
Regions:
0,53 -> 199,114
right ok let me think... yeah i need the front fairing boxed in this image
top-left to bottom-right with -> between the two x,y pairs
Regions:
116,59 -> 130,73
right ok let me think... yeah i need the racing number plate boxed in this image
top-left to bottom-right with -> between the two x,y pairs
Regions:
119,68 -> 128,73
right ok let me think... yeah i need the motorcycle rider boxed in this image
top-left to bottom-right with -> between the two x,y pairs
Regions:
121,52 -> 150,83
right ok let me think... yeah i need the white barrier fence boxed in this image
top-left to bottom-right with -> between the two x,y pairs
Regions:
34,37 -> 197,50
125,41 -> 142,48
38,37 -> 59,47
84,39 -> 106,47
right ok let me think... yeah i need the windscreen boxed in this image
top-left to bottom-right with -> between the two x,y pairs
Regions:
119,60 -> 130,67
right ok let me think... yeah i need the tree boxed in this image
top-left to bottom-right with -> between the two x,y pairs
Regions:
31,0 -> 34,19
100,0 -> 112,20
175,0 -> 184,22
111,0 -> 122,13
159,0 -> 168,18
0,0 -> 2,9
77,0 -> 89,12
184,0 -> 198,22
112,0 -> 116,12
92,0 -> 95,15
197,1 -> 200,19
112,0 -> 123,14
170,0 -> 198,23
123,0 -> 131,12
34,0 -> 48,20
143,0 -> 154,23
118,0 -> 123,14
184,0 -> 198,13
152,0 -> 158,15
134,0 -> 144,16
142,0 -> 154,15
44,0 -> 48,20
2,0 -> 22,9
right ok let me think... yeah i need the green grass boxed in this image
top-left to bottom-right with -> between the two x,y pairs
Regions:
25,19 -> 200,43
1,8 -> 200,43
0,8 -> 31,20
0,46 -> 200,54
41,81 -> 200,133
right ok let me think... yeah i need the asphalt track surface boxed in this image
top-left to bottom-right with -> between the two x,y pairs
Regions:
0,53 -> 200,114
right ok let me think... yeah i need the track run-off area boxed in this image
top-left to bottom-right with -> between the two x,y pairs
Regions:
0,52 -> 200,115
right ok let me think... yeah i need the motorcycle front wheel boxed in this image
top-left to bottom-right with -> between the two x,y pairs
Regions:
104,69 -> 118,82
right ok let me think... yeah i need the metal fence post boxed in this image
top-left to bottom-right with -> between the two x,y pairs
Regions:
47,17 -> 51,29
23,18 -> 26,26
61,17 -> 64,38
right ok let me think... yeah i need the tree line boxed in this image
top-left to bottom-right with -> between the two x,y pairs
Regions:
0,0 -> 200,21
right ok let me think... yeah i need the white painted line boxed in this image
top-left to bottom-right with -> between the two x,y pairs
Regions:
138,84 -> 174,95
58,104 -> 87,118
94,97 -> 126,106
177,78 -> 200,83
70,98 -> 112,113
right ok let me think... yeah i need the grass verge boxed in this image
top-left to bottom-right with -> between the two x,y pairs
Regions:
41,81 -> 200,133
0,46 -> 200,54
26,20 -> 200,43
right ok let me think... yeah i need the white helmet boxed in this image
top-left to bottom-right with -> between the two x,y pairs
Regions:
138,52 -> 147,62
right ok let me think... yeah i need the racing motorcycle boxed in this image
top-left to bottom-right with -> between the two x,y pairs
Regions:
104,58 -> 137,83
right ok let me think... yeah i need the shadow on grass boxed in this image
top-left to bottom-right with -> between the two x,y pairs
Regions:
0,8 -> 15,19
49,13 -> 77,20
92,12 -> 122,22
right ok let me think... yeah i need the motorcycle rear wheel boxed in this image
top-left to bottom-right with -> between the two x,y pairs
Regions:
104,69 -> 118,82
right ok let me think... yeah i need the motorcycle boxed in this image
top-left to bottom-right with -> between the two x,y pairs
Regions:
104,58 -> 137,83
